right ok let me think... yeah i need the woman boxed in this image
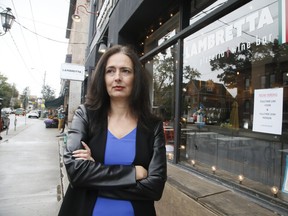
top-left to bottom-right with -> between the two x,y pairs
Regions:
58,45 -> 167,216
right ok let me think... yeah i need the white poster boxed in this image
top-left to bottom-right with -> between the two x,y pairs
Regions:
60,63 -> 85,81
252,88 -> 283,135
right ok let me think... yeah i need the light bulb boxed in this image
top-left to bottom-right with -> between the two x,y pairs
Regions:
271,186 -> 279,197
191,159 -> 195,166
211,166 -> 216,174
238,175 -> 244,184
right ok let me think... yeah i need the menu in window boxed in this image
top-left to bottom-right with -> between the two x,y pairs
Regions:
252,88 -> 283,135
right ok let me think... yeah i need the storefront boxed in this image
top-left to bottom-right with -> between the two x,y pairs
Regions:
139,0 -> 288,204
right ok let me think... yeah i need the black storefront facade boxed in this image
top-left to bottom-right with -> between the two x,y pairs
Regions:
82,0 -> 288,213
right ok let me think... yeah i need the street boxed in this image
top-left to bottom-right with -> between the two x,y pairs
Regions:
0,115 -> 62,216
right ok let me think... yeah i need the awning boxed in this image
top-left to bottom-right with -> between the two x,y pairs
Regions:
44,96 -> 64,109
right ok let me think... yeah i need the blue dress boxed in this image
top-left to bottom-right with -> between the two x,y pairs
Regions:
92,128 -> 136,216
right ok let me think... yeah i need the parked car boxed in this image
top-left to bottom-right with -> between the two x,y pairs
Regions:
27,111 -> 39,118
1,111 -> 10,130
15,108 -> 25,116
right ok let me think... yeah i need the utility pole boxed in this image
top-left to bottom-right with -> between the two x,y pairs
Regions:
41,71 -> 46,118
43,71 -> 46,92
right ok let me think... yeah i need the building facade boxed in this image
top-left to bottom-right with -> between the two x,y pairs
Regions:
63,0 -> 90,126
69,0 -> 288,213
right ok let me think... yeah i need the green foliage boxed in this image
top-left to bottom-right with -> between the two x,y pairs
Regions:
152,49 -> 202,120
153,55 -> 174,111
210,39 -> 288,88
183,65 -> 201,81
0,73 -> 19,108
21,87 -> 30,109
153,54 -> 202,98
41,85 -> 56,101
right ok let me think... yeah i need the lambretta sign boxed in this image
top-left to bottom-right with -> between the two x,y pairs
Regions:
185,6 -> 274,58
60,63 -> 85,81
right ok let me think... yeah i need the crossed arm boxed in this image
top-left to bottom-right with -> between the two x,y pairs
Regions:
73,141 -> 148,181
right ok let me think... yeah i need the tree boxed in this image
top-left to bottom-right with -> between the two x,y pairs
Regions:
152,49 -> 202,120
41,85 -> 56,101
21,87 -> 30,109
153,54 -> 175,115
209,43 -> 252,89
183,65 -> 201,82
0,73 -> 19,108
153,56 -> 201,96
209,39 -> 288,88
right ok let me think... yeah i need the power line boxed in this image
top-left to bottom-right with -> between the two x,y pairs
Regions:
9,0 -> 36,74
14,20 -> 86,45
8,31 -> 37,82
28,0 -> 46,73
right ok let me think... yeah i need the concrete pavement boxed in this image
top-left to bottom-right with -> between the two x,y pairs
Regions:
0,116 -> 62,216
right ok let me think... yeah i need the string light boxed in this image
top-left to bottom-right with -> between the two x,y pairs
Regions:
238,175 -> 244,184
211,166 -> 216,174
191,159 -> 196,166
271,186 -> 279,197
167,153 -> 173,160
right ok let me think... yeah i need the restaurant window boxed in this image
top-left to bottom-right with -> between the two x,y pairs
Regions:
260,75 -> 266,88
143,16 -> 178,159
146,42 -> 178,160
189,0 -> 227,25
180,0 -> 288,202
269,73 -> 276,87
245,78 -> 250,90
244,100 -> 250,112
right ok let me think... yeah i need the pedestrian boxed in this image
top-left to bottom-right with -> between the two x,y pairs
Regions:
58,45 -> 167,216
57,105 -> 65,133
60,105 -> 68,133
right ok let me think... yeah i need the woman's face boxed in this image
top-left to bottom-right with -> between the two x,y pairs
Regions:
105,52 -> 134,101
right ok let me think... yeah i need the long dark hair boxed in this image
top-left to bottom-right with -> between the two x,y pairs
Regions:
85,45 -> 155,129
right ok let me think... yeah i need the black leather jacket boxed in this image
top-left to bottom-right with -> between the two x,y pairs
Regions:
58,105 -> 167,216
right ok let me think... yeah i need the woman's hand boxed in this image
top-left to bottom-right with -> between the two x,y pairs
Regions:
73,142 -> 147,179
72,141 -> 95,162
135,165 -> 147,180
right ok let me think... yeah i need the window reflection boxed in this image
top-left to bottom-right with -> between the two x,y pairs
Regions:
180,0 -> 287,195
149,43 -> 177,124
145,0 -> 288,201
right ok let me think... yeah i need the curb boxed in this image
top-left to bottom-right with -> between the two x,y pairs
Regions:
58,132 -> 69,201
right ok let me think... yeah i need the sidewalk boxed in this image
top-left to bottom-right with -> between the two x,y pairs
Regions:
0,117 -> 62,216
57,130 -> 69,199
156,163 -> 288,216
